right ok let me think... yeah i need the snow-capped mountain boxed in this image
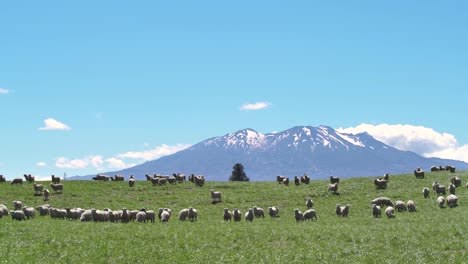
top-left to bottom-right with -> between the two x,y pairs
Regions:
71,126 -> 468,181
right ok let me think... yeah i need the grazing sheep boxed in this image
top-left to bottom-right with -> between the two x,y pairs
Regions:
92,174 -> 110,181
145,209 -> 156,223
245,208 -> 255,222
374,178 -> 388,189
43,189 -> 50,201
306,198 -> 314,209
294,176 -> 300,186
446,165 -> 456,173
49,183 -> 63,193
276,175 -> 287,184
49,208 -> 67,220
11,210 -> 26,221
161,209 -> 171,222
136,210 -> 147,223
450,176 -> 462,187
51,175 -> 61,183
448,183 -> 456,195
194,176 -> 205,187
335,204 -> 342,216
372,204 -> 382,218
340,204 -> 351,217
371,197 -> 394,207
414,168 -> 424,179
233,208 -> 242,222
22,207 -> 35,219
13,201 -> 23,211
423,187 -> 430,198
294,209 -> 304,222
268,206 -> 279,218
395,201 -> 407,212
223,208 -> 233,221
188,207 -> 198,221
10,178 -> 23,185
446,194 -> 458,208
330,176 -> 340,184
303,209 -> 317,221
252,206 -> 265,218
385,206 -> 395,218
383,173 -> 389,182
113,175 -> 125,181
65,208 -> 82,221
121,208 -> 130,223
36,204 -> 50,216
407,200 -> 416,212
178,208 -> 189,221
33,184 -> 44,195
437,196 -> 446,208
301,174 -> 310,184
433,182 -> 446,196
128,178 -> 135,188
210,189 -> 222,203
24,174 -> 35,183
0,204 -> 10,218
328,183 -> 339,194
282,178 -> 290,186
80,210 -> 94,222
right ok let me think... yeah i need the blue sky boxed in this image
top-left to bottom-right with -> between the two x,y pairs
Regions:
1,1 -> 467,179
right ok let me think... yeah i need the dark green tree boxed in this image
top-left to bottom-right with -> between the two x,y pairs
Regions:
229,163 -> 250,181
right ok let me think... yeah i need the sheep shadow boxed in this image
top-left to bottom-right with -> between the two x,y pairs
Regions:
211,201 -> 222,205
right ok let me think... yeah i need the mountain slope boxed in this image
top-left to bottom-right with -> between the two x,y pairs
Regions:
70,126 -> 468,181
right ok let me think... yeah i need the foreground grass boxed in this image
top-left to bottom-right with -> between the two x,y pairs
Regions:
0,171 -> 466,263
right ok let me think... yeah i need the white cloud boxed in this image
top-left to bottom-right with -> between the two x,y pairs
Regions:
36,162 -> 47,167
338,123 -> 468,162
106,158 -> 134,170
0,88 -> 9,94
39,118 -> 71,131
240,102 -> 271,111
56,157 -> 91,169
118,144 -> 191,161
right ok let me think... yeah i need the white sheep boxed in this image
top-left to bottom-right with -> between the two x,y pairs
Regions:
11,210 -> 26,221
13,200 -> 23,211
294,209 -> 304,222
233,208 -> 242,222
245,208 -> 254,222
306,198 -> 314,209
385,206 -> 395,218
303,209 -> 317,221
437,196 -> 445,208
43,189 -> 50,201
65,208 -> 81,221
446,194 -> 458,208
335,204 -> 341,216
22,207 -> 35,219
80,209 -> 94,222
0,204 -> 10,218
433,182 -> 446,196
448,183 -> 456,195
188,207 -> 198,221
178,208 -> 189,221
36,204 -> 50,216
223,208 -> 233,221
268,206 -> 279,218
372,204 -> 381,218
33,184 -> 44,195
339,204 -> 351,217
161,210 -> 171,222
136,210 -> 147,223
423,187 -> 430,198
210,189 -> 222,203
394,201 -> 407,212
328,183 -> 339,194
252,206 -> 265,218
407,200 -> 416,212
145,210 -> 156,223
129,210 -> 140,222
49,183 -> 63,193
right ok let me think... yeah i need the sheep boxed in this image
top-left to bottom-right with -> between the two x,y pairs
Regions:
128,178 -> 135,188
11,210 -> 26,221
433,182 -> 446,196
178,208 -> 189,221
24,174 -> 35,183
33,184 -> 44,195
10,178 -> 23,185
22,207 -> 35,219
294,209 -> 304,222
328,183 -> 339,194
210,189 -> 222,203
108,210 -> 121,223
276,175 -> 287,184
371,197 -> 394,207
0,204 -> 10,218
303,209 -> 317,221
135,210 -> 147,223
194,176 -> 205,187
383,173 -> 389,182
80,210 -> 94,222
437,196 -> 446,208
233,208 -> 242,222
395,201 -> 407,212
423,187 -> 430,198
446,165 -> 456,173
306,198 -> 314,209
385,206 -> 395,218
448,183 -> 456,195
294,176 -> 300,186
330,176 -> 340,184
374,178 -> 387,189
0,175 -> 5,183
335,204 -> 342,216
51,175 -> 60,183
245,208 -> 255,222
372,204 -> 381,218
407,200 -> 416,212
161,209 -> 171,222
446,194 -> 458,208
223,208 -> 233,221
65,208 -> 81,221
49,183 -> 64,193
113,175 -> 125,181
450,176 -> 461,187
188,207 -> 198,221
339,204 -> 351,217
268,206 -> 279,218
282,177 -> 290,186
145,210 -> 156,223
252,206 -> 265,218
13,200 -> 23,211
121,208 -> 130,223
36,205 -> 50,216
301,174 -> 310,184
91,209 -> 109,222
414,168 -> 424,179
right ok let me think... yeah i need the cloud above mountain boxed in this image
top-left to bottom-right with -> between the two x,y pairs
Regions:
39,118 -> 71,131
338,123 -> 468,162
240,102 -> 271,111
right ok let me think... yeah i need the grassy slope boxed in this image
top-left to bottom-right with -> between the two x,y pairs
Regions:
0,171 -> 466,263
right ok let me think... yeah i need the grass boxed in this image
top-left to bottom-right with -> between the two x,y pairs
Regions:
0,171 -> 467,263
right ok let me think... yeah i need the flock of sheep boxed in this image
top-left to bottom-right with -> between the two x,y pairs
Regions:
0,167 -> 465,224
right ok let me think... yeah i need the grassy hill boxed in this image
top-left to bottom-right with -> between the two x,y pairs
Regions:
0,171 -> 466,263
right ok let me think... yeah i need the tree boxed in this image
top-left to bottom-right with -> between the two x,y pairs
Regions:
229,163 -> 250,182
